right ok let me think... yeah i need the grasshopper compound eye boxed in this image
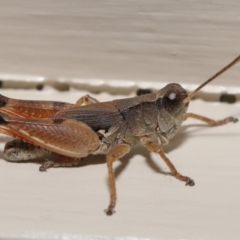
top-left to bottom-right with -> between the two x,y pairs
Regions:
161,83 -> 188,114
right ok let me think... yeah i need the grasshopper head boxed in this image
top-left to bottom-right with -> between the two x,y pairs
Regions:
155,55 -> 240,141
156,84 -> 189,139
156,83 -> 189,116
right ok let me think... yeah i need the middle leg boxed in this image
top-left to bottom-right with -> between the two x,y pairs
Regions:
75,94 -> 99,106
105,143 -> 131,215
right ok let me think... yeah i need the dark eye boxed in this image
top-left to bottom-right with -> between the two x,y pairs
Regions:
163,83 -> 189,113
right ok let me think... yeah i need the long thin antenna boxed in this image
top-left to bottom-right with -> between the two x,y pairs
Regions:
183,55 -> 240,104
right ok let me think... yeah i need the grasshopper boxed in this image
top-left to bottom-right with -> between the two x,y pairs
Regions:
0,56 -> 239,215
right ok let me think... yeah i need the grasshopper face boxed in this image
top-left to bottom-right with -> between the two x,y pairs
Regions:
156,83 -> 189,141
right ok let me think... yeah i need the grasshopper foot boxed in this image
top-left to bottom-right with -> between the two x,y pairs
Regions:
105,208 -> 115,216
39,159 -> 54,172
223,116 -> 238,124
233,117 -> 238,123
174,173 -> 195,186
39,158 -> 82,171
186,179 -> 195,186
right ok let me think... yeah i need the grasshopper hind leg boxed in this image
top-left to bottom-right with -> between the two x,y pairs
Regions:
3,139 -> 49,162
39,157 -> 82,172
3,139 -> 82,171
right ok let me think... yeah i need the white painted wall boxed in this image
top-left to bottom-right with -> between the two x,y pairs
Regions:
0,0 -> 239,86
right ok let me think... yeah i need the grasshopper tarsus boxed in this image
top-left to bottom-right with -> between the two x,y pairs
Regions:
173,172 -> 195,186
212,116 -> 238,126
39,157 -> 82,171
185,113 -> 238,127
105,208 -> 115,216
39,159 -> 53,172
186,179 -> 195,187
39,166 -> 47,172
233,117 -> 238,123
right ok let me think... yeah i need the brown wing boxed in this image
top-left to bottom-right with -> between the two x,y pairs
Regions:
54,102 -> 124,131
0,112 -> 99,158
0,94 -> 74,118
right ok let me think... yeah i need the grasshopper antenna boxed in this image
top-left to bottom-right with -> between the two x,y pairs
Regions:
184,55 -> 240,104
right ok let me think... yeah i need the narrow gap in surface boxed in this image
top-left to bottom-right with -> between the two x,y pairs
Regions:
0,79 -> 239,103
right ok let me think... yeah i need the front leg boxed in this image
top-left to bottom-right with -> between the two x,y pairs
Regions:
184,113 -> 238,126
140,136 -> 195,186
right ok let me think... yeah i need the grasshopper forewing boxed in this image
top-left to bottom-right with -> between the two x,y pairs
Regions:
0,55 -> 239,215
0,93 -> 99,118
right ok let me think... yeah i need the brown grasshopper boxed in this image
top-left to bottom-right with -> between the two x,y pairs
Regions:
0,56 -> 239,215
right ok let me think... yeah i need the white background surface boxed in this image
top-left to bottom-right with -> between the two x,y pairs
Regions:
0,0 -> 239,86
0,89 -> 239,240
0,1 -> 239,240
